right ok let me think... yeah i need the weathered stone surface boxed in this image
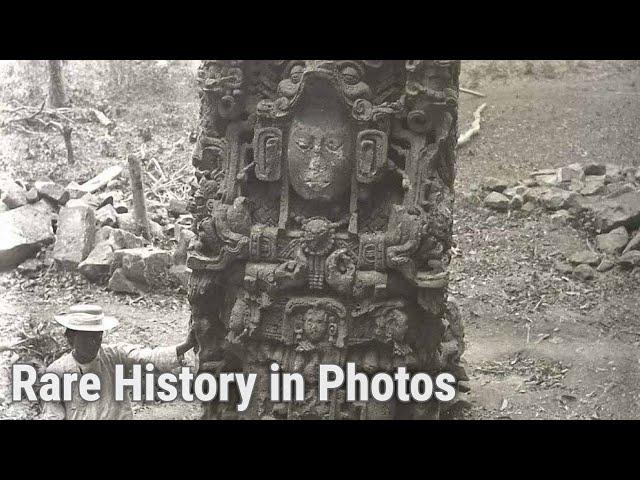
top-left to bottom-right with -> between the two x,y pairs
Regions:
618,251 -> 640,270
523,186 -> 549,204
522,201 -> 537,213
484,192 -> 509,211
503,185 -> 528,198
116,212 -> 137,234
568,250 -> 601,266
29,199 -> 57,216
36,182 -> 69,206
80,193 -> 100,209
531,169 -> 557,177
52,206 -> 96,268
95,226 -> 146,250
573,264 -> 595,281
540,188 -> 580,211
536,174 -> 559,186
108,267 -> 145,294
168,198 -> 189,217
79,227 -> 146,282
0,175 -> 28,209
605,164 -> 623,182
482,177 -> 509,193
584,163 -> 606,176
557,165 -> 582,183
623,230 -> 640,254
96,204 -> 118,227
17,257 -> 44,276
67,199 -> 90,208
65,181 -> 86,200
580,176 -> 607,196
622,167 -> 637,181
173,229 -> 196,265
113,247 -> 172,287
605,183 -> 636,199
596,258 -> 616,273
550,210 -> 574,225
25,188 -> 40,204
169,264 -> 191,288
149,220 -> 164,239
592,192 -> 640,233
97,190 -> 125,208
595,227 -> 629,255
509,195 -> 524,210
0,203 -> 55,269
78,242 -> 115,282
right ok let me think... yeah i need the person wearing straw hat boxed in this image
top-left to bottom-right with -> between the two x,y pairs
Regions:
41,304 -> 195,420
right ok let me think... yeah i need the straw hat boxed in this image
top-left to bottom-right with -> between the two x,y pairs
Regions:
54,304 -> 119,332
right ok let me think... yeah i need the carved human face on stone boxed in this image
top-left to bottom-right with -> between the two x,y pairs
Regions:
290,65 -> 305,84
387,309 -> 409,343
287,92 -> 352,202
303,308 -> 328,343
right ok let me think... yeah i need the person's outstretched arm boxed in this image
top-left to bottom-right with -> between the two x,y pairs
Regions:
115,330 -> 196,372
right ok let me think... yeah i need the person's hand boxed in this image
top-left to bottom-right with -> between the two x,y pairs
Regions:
176,329 -> 197,357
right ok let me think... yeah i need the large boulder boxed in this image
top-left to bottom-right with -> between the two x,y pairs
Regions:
95,226 -> 146,250
52,206 -> 96,269
483,192 -> 509,212
595,227 -> 630,255
592,192 -> 640,233
112,247 -> 172,288
623,230 -> 640,255
35,181 -> 69,206
79,227 -> 146,282
584,163 -> 606,176
580,176 -> 607,196
108,267 -> 146,294
568,250 -> 601,267
557,164 -> 583,183
573,264 -> 596,282
0,202 -> 55,270
116,212 -> 137,234
0,175 -> 28,209
619,251 -> 640,270
78,242 -> 115,282
540,188 -> 580,212
95,204 -> 118,227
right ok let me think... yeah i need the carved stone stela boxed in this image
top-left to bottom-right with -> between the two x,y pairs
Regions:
186,60 -> 467,419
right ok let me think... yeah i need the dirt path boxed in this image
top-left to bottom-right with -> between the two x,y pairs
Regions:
2,64 -> 639,420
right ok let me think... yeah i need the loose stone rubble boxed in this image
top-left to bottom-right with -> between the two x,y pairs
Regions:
481,161 -> 640,280
0,171 -> 192,291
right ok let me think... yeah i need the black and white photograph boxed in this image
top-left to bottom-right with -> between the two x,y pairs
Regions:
1,59 -> 639,421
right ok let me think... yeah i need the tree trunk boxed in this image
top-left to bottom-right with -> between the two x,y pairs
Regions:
47,60 -> 70,108
62,124 -> 74,164
128,155 -> 151,240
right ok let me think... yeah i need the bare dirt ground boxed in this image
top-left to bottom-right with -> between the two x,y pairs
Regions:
1,61 -> 639,420
453,63 -> 640,419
